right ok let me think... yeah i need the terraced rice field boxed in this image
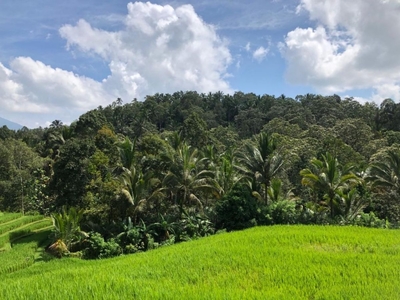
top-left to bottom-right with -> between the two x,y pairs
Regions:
0,212 -> 52,275
1,225 -> 400,299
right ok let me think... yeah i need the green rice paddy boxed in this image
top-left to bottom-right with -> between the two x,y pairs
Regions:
1,223 -> 399,299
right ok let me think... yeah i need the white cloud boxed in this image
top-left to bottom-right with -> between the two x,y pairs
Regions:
245,42 -> 251,52
253,46 -> 269,62
282,0 -> 400,103
0,57 -> 113,113
0,2 -> 233,127
59,2 -> 232,98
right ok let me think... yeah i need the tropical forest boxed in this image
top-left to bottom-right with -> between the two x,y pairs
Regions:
1,91 -> 400,299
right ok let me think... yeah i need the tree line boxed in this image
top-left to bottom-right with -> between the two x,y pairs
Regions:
1,91 -> 400,258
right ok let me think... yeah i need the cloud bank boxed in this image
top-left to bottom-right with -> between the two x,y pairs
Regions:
0,2 -> 232,126
281,0 -> 400,102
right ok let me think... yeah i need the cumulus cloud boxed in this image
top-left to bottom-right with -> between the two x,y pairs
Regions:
253,46 -> 269,62
0,57 -> 114,113
0,2 -> 232,127
59,2 -> 232,98
281,0 -> 400,102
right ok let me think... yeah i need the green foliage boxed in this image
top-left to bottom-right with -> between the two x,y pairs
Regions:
82,232 -> 122,259
175,212 -> 214,241
116,218 -> 153,253
181,112 -> 208,149
300,152 -> 360,218
51,207 -> 85,250
215,185 -> 258,231
237,132 -> 284,204
349,212 -> 387,228
0,139 -> 44,212
26,168 -> 51,215
266,200 -> 299,225
50,138 -> 96,208
3,91 -> 400,243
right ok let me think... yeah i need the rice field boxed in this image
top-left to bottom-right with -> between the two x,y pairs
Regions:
0,212 -> 52,275
1,225 -> 400,299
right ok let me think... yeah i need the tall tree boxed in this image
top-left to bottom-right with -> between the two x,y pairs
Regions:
300,153 -> 359,219
162,142 -> 220,215
367,149 -> 400,194
237,132 -> 284,205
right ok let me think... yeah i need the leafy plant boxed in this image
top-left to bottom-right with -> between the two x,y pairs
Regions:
82,232 -> 122,259
266,200 -> 299,225
51,207 -> 87,251
215,184 -> 258,231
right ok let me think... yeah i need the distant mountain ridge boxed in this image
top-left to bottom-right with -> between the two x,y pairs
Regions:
0,117 -> 23,130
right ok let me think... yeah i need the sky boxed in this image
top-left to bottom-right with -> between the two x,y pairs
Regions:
0,0 -> 400,128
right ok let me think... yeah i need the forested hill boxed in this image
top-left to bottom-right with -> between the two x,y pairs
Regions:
1,91 -> 400,255
0,117 -> 22,131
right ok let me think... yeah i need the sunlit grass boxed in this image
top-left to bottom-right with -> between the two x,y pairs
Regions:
0,229 -> 51,275
1,225 -> 400,299
0,215 -> 46,235
0,212 -> 23,224
0,218 -> 52,248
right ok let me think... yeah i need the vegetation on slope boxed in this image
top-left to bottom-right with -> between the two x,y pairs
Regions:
0,91 -> 399,261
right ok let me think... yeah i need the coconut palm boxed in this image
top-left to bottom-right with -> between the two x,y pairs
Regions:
300,152 -> 359,219
162,142 -> 221,215
216,148 -> 243,196
337,187 -> 368,222
50,120 -> 63,129
237,132 -> 284,204
117,136 -> 136,170
116,136 -> 163,221
367,149 -> 400,195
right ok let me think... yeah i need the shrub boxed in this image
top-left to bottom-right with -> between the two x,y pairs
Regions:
82,232 -> 122,259
266,200 -> 299,225
215,185 -> 258,231
351,212 -> 388,228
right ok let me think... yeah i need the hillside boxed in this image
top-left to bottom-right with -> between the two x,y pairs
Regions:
0,212 -> 52,275
0,117 -> 23,130
1,226 -> 399,299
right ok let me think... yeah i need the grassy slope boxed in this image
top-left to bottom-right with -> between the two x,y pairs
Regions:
0,213 -> 53,275
1,225 -> 400,299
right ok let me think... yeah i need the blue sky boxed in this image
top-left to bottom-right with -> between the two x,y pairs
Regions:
0,0 -> 399,128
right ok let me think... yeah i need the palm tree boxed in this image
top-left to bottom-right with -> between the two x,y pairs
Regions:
117,136 -> 136,170
216,148 -> 243,196
337,188 -> 368,222
162,142 -> 220,215
116,136 -> 162,221
367,149 -> 400,195
266,178 -> 295,202
237,132 -> 284,205
50,120 -> 63,129
300,152 -> 359,219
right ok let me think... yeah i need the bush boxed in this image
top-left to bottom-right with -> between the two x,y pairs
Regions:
266,200 -> 299,225
351,212 -> 388,228
215,185 -> 258,231
82,232 -> 122,259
